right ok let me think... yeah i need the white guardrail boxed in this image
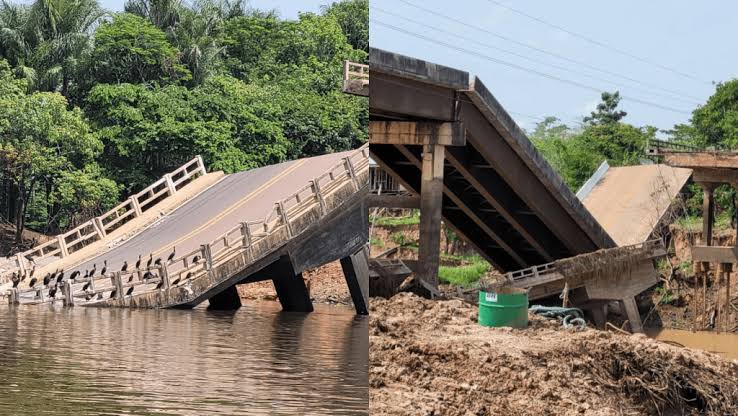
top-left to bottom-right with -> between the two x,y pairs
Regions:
344,61 -> 369,86
5,145 -> 370,306
9,156 -> 207,278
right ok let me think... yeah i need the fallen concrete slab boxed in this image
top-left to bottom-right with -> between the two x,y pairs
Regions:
579,163 -> 691,246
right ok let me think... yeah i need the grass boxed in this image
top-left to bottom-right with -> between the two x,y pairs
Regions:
439,257 -> 491,287
676,212 -> 733,232
371,211 -> 420,226
369,236 -> 384,248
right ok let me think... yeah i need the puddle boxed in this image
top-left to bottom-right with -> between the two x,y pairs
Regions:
646,328 -> 738,360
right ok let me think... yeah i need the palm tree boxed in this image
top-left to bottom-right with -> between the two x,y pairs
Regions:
0,0 -> 105,96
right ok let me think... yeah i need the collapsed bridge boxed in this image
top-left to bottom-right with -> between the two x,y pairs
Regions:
3,146 -> 370,315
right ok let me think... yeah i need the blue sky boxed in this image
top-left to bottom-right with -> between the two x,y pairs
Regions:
98,0 -> 328,19
371,0 -> 738,133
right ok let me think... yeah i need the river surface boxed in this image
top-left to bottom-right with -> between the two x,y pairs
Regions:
0,301 -> 368,415
647,328 -> 738,361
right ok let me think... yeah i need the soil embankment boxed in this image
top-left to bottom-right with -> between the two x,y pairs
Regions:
370,293 -> 738,415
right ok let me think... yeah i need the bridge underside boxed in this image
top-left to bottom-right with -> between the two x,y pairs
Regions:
369,49 -> 615,277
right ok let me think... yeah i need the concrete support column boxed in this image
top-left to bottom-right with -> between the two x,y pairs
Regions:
340,245 -> 369,315
207,285 -> 242,310
698,182 -> 717,246
417,144 -> 445,290
273,272 -> 313,312
621,296 -> 643,333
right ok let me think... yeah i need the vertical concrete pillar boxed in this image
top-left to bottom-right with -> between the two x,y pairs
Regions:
273,273 -> 314,312
621,296 -> 643,333
340,245 -> 370,315
164,173 -> 177,196
698,182 -> 717,246
196,155 -> 207,175
63,280 -> 74,306
207,285 -> 242,310
417,144 -> 445,290
129,196 -> 142,217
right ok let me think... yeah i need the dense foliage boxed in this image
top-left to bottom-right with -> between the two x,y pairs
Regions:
0,0 -> 367,246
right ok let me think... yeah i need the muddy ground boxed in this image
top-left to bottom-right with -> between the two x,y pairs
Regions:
370,293 -> 738,416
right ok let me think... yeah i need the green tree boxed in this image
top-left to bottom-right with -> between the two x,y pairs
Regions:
88,13 -> 189,85
584,91 -> 627,125
321,0 -> 368,53
691,79 -> 738,149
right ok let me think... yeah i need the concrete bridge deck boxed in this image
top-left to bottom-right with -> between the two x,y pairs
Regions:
5,146 -> 370,314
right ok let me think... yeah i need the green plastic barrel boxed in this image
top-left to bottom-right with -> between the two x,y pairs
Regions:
478,288 -> 528,328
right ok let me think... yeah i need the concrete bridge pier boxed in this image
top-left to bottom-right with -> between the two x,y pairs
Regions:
341,245 -> 370,315
207,286 -> 242,310
269,256 -> 313,313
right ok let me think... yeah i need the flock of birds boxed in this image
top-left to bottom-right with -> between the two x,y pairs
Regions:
9,246 -> 200,303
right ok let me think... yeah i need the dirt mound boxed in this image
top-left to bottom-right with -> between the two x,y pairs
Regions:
370,293 -> 738,415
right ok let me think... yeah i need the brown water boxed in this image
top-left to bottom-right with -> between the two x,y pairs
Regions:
0,302 -> 368,415
647,328 -> 738,361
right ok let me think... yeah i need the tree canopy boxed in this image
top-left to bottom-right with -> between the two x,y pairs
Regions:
0,0 -> 368,249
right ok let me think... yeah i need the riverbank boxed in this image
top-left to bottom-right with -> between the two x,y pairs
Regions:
238,260 -> 352,306
370,293 -> 738,415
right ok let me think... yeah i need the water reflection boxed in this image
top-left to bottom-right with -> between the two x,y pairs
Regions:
0,302 -> 368,415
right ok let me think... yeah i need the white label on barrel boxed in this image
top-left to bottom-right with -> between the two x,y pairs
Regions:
485,292 -> 498,303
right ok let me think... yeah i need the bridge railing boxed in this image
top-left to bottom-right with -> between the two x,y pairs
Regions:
10,156 -> 207,278
344,61 -> 369,86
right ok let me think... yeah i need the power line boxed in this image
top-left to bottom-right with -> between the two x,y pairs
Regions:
484,0 -> 709,84
392,0 -> 704,102
371,19 -> 692,116
371,6 -> 701,106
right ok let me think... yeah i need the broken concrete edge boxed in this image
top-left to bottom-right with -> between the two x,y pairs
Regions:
576,160 -> 609,200
369,48 -> 469,90
1,171 -> 226,287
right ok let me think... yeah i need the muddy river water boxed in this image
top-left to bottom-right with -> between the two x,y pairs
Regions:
0,301 -> 368,415
647,328 -> 738,361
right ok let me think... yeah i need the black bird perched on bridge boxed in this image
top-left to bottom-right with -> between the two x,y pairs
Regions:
29,266 -> 35,279
171,276 -> 181,286
29,277 -> 38,288
90,263 -> 97,277
185,272 -> 193,281
43,273 -> 52,287
155,280 -> 164,290
143,271 -> 153,281
192,255 -> 201,264
126,286 -> 134,296
127,273 -> 135,283
167,247 -> 176,264
109,289 -> 117,299
135,254 -> 142,270
82,281 -> 91,291
11,273 -> 20,288
48,286 -> 58,298
100,260 -> 108,277
121,261 -> 128,273
154,257 -> 162,267
56,270 -> 65,285
146,254 -> 153,269
70,270 -> 80,281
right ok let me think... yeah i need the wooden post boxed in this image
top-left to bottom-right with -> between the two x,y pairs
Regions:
130,196 -> 142,217
8,288 -> 17,305
57,235 -> 69,258
699,183 -> 717,246
693,262 -> 702,331
417,144 -> 445,290
703,262 -> 709,330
